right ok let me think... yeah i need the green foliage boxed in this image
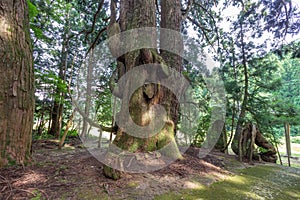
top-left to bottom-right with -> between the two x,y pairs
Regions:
219,0 -> 300,149
31,0 -> 109,138
63,129 -> 78,138
193,112 -> 211,147
180,62 -> 212,147
30,190 -> 42,200
32,128 -> 78,141
7,156 -> 17,166
257,147 -> 269,154
27,0 -> 47,40
291,136 -> 300,144
28,0 -> 300,147
27,0 -> 38,19
32,130 -> 55,140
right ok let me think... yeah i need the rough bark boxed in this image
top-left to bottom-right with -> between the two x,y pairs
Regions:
160,0 -> 183,127
238,123 -> 277,163
103,0 -> 183,179
255,127 -> 277,163
0,0 -> 34,167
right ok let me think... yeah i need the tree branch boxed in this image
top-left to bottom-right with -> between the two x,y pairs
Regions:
85,27 -> 107,57
193,2 -> 221,53
85,0 -> 105,42
181,0 -> 194,20
73,100 -> 117,133
155,0 -> 161,14
187,16 -> 215,49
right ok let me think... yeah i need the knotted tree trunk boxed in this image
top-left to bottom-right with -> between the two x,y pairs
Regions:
103,0 -> 183,179
237,123 -> 277,163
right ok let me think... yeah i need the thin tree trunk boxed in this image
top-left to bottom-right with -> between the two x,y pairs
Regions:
49,11 -> 70,138
284,122 -> 291,166
0,0 -> 34,167
222,38 -> 237,153
80,49 -> 94,140
231,16 -> 249,155
37,100 -> 46,135
59,110 -> 75,149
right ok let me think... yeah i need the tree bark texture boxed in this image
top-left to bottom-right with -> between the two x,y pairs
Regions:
0,0 -> 34,167
103,0 -> 183,179
238,123 -> 277,163
160,0 -> 183,128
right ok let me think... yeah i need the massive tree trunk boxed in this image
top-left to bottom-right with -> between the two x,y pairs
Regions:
103,0 -> 183,179
160,0 -> 183,128
0,0 -> 34,167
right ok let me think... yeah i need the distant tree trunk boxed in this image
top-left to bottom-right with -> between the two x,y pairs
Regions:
103,0 -> 183,179
59,110 -> 75,149
231,18 -> 249,155
37,100 -> 46,135
214,124 -> 227,153
49,100 -> 63,138
80,49 -> 93,140
238,123 -> 277,163
49,12 -> 70,138
0,0 -> 34,167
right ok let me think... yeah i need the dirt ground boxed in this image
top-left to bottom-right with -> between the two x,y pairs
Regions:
0,138 -> 284,200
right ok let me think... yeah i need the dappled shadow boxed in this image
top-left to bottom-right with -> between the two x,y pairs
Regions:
0,142 -> 233,199
3,141 -> 296,200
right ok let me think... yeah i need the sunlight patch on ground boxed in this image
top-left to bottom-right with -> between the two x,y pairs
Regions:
284,190 -> 300,198
13,172 -> 46,187
183,180 -> 204,190
155,165 -> 300,200
226,175 -> 248,185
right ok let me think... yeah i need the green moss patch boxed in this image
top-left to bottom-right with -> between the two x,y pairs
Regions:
155,165 -> 300,200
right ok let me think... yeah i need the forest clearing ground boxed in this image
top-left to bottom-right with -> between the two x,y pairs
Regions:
0,138 -> 299,200
278,136 -> 300,168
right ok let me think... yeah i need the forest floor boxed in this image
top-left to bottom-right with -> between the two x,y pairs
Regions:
0,137 -> 300,200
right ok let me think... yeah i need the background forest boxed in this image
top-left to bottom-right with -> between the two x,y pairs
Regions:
28,0 -> 300,160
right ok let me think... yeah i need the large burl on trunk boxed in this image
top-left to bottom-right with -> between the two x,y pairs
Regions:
0,0 -> 34,167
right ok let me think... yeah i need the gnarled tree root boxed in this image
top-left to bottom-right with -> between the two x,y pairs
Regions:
237,123 -> 277,163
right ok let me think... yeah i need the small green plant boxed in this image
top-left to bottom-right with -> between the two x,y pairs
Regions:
258,147 -> 269,154
32,129 -> 56,140
31,190 -> 42,200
